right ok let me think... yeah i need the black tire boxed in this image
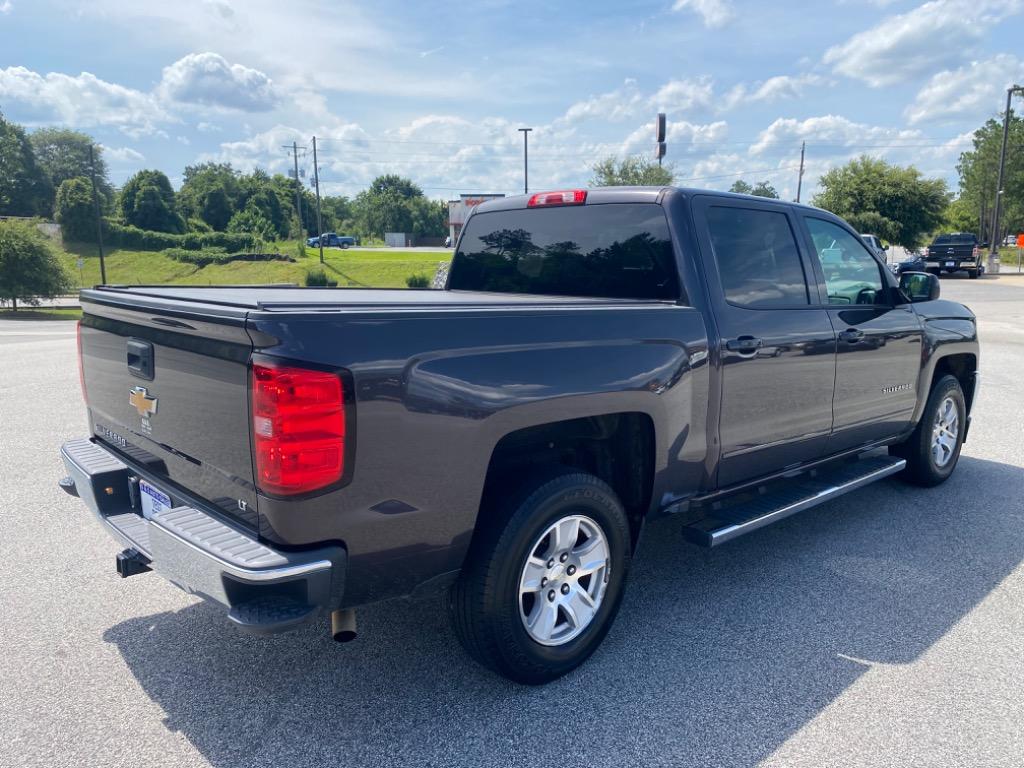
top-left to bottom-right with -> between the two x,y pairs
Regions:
449,470 -> 631,684
890,375 -> 966,486
968,269 -> 979,279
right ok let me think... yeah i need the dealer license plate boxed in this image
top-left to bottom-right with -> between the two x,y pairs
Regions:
945,261 -> 955,267
139,479 -> 171,519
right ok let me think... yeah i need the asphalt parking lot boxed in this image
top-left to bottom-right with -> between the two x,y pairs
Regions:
2,276 -> 1023,768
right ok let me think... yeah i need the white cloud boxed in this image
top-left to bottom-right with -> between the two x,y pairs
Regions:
196,121 -> 221,132
905,54 -> 1024,124
0,66 -> 170,137
750,114 -> 924,155
650,77 -> 715,115
823,0 -> 1024,87
721,74 -> 827,110
101,145 -> 146,163
1,1 -> 13,14
158,52 -> 278,112
557,80 -> 645,125
671,0 -> 735,27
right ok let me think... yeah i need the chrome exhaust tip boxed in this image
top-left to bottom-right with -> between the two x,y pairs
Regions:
330,608 -> 357,643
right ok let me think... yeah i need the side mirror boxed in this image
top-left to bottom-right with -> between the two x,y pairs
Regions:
899,271 -> 940,302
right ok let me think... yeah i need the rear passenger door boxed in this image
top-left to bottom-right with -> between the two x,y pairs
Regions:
799,215 -> 923,450
693,196 -> 837,488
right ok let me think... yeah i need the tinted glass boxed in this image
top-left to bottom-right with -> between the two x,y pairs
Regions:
806,217 -> 885,305
933,234 -> 975,245
705,206 -> 809,308
448,204 -> 678,300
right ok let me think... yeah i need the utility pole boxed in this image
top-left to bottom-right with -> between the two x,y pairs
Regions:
284,141 -> 305,239
312,136 -> 324,264
796,141 -> 806,203
518,128 -> 532,194
989,85 -> 1023,269
88,144 -> 107,284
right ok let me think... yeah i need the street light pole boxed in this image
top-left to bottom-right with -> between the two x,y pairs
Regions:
518,128 -> 532,195
989,84 -> 1023,269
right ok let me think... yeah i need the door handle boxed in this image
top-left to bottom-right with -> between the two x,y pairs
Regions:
726,336 -> 763,354
839,328 -> 864,344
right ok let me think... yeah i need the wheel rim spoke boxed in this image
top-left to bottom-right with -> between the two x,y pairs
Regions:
521,556 -> 547,592
563,587 -> 597,630
528,601 -> 559,642
552,517 -> 580,551
573,535 -> 609,576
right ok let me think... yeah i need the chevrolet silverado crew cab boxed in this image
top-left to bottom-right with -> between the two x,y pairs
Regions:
60,187 -> 979,684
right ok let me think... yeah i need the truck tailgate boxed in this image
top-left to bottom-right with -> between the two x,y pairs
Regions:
79,292 -> 257,531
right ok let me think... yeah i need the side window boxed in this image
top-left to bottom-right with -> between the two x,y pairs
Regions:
705,206 -> 809,308
805,218 -> 885,306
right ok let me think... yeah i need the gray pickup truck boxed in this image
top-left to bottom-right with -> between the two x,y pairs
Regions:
60,187 -> 979,683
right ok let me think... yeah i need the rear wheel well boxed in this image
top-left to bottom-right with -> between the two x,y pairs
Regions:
480,413 -> 655,547
932,353 -> 977,410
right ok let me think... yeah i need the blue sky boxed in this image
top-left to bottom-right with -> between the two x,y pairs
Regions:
1,0 -> 1022,200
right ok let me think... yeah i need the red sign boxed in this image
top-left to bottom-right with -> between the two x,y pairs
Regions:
1017,233 -> 1024,248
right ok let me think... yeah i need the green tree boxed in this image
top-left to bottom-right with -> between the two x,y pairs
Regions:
943,198 -> 978,233
590,156 -> 673,186
368,174 -> 423,199
227,207 -> 276,242
201,187 -> 233,231
0,112 -> 52,217
120,170 -> 183,232
238,169 -> 290,238
811,156 -> 949,247
0,219 -> 72,311
350,175 -> 427,239
55,177 -> 96,242
729,179 -> 779,198
29,128 -> 111,205
320,195 -> 353,233
409,197 -> 447,237
179,162 -> 240,230
956,113 -> 1023,240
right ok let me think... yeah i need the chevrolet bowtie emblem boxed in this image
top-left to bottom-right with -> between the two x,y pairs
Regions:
129,386 -> 158,418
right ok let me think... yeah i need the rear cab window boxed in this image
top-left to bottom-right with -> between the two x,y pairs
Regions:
447,203 -> 680,300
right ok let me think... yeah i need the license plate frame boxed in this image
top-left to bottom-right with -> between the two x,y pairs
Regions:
138,479 -> 172,519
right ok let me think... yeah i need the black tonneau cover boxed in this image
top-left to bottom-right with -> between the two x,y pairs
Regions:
82,285 -> 661,312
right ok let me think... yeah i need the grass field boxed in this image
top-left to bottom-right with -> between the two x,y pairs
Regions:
58,241 -> 449,289
0,308 -> 82,320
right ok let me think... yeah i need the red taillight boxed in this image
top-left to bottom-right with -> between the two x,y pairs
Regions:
923,247 -> 930,257
251,362 -> 346,496
527,189 -> 587,207
76,320 -> 87,403
972,245 -> 979,258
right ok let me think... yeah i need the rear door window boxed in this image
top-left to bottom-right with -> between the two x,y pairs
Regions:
705,206 -> 810,308
447,203 -> 679,300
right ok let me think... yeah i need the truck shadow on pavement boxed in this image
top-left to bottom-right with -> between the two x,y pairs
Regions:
103,454 -> 1024,767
